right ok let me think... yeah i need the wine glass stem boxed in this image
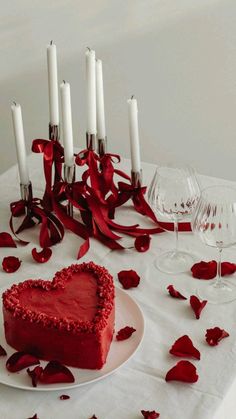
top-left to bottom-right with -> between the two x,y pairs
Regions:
215,248 -> 222,288
174,217 -> 179,254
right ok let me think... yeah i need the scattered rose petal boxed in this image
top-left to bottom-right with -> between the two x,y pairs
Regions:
221,262 -> 236,276
31,247 -> 52,263
191,260 -> 217,279
167,285 -> 187,300
169,335 -> 200,360
0,232 -> 16,248
116,326 -> 136,341
190,295 -> 207,319
165,360 -> 198,383
6,352 -> 40,372
88,416 -> 97,419
205,327 -> 229,346
141,410 -> 160,418
59,394 -> 70,400
135,235 -> 151,252
27,415 -> 38,419
191,260 -> 236,279
118,269 -> 140,289
27,366 -> 43,387
39,360 -> 75,384
77,238 -> 90,259
0,345 -> 7,357
2,256 -> 21,273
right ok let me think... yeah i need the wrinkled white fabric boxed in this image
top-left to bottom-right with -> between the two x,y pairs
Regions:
0,154 -> 235,419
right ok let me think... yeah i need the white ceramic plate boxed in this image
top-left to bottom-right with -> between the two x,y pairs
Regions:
0,287 -> 144,391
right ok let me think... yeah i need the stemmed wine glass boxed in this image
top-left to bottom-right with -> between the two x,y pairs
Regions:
192,185 -> 236,304
148,165 -> 200,274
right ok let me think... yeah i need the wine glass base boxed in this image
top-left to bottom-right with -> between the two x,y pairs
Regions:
154,250 -> 194,274
197,282 -> 236,304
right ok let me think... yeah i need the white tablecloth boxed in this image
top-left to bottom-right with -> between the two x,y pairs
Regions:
0,154 -> 236,419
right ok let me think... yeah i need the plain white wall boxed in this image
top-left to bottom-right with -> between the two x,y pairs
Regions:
1,0 -> 236,180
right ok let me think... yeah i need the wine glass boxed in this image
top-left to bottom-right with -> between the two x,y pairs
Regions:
148,165 -> 200,273
192,185 -> 236,304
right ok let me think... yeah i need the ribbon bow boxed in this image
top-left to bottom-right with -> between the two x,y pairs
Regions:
10,196 -> 64,247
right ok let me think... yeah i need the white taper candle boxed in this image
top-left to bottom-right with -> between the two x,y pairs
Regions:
86,48 -> 96,135
127,96 -> 141,173
11,103 -> 30,185
96,59 -> 106,139
60,81 -> 74,167
47,41 -> 59,126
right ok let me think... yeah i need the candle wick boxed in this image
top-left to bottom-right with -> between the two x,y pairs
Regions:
12,101 -> 17,106
131,95 -> 134,99
86,46 -> 91,51
63,80 -> 66,84
50,40 -> 53,45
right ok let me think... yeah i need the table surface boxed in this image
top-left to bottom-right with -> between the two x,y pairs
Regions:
1,154 -> 236,419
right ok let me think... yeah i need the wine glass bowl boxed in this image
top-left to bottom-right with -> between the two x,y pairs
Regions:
155,167 -> 199,218
148,165 -> 200,273
192,185 -> 236,303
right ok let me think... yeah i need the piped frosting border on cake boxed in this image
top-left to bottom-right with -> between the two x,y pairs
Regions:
2,262 -> 114,335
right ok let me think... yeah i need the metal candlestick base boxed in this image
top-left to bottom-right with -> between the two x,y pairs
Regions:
49,124 -> 59,141
131,170 -> 143,188
64,164 -> 76,217
20,181 -> 33,202
20,181 -> 33,214
98,137 -> 107,157
86,132 -> 96,151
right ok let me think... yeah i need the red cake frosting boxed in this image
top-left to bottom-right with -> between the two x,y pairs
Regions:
2,262 -> 115,369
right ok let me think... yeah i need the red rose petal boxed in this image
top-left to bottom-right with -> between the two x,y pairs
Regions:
191,260 -> 236,279
27,366 -> 43,387
141,410 -> 160,418
0,232 -> 16,248
39,360 -> 75,384
169,335 -> 200,360
165,360 -> 198,383
191,260 -> 217,279
205,327 -> 229,346
31,247 -> 52,263
190,295 -> 207,319
118,269 -> 140,289
135,235 -> 151,252
116,326 -> 136,341
0,345 -> 7,357
2,256 -> 21,273
167,285 -> 187,300
77,238 -> 90,259
88,416 -> 97,419
221,262 -> 236,276
27,414 -> 38,419
6,352 -> 40,372
59,394 -> 70,400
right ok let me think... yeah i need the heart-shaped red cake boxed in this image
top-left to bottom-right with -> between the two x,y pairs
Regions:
2,262 -> 115,369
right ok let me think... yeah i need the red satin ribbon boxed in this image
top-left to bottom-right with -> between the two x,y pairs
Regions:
10,197 -> 64,248
9,146 -> 191,258
74,150 -> 191,256
32,139 -> 64,210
